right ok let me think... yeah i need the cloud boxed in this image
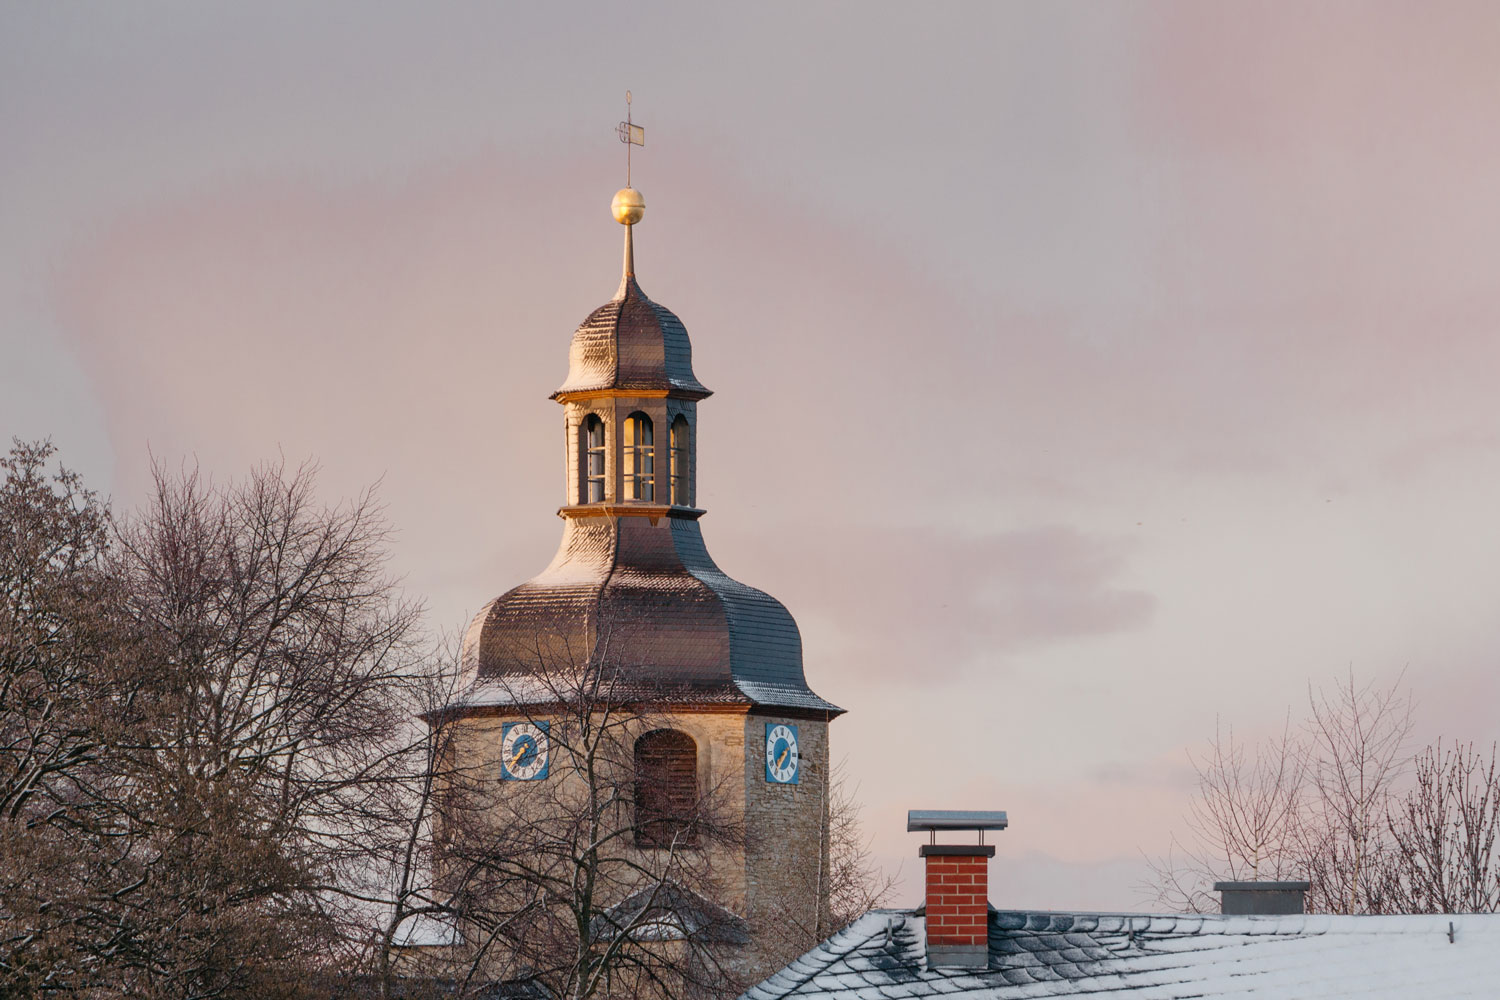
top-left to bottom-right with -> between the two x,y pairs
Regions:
48,148 -> 1170,624
711,522 -> 1154,684
50,156 -> 612,611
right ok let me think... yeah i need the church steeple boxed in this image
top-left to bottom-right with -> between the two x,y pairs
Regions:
550,186 -> 711,513
441,115 -> 843,970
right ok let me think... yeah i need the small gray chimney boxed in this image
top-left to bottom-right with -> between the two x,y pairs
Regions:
1213,881 -> 1310,915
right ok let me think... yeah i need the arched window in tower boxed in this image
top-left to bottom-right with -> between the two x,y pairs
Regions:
581,414 -> 606,503
634,729 -> 697,847
623,412 -> 654,501
669,415 -> 690,506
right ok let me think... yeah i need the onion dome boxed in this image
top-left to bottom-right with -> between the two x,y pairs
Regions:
551,275 -> 711,401
551,196 -> 710,402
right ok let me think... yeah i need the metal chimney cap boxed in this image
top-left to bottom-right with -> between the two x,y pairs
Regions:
907,810 -> 1008,832
1213,881 -> 1311,891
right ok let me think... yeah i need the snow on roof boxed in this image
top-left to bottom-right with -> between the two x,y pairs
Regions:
593,881 -> 750,945
392,912 -> 462,949
740,908 -> 1500,1000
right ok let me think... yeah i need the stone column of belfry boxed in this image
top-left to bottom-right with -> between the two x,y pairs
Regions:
433,169 -> 844,981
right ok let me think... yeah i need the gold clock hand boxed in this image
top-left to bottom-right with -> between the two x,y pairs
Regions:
776,747 -> 789,769
510,745 -> 529,770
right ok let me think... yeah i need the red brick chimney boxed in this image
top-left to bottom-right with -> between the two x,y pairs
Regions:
908,810 -> 1007,969
921,844 -> 995,965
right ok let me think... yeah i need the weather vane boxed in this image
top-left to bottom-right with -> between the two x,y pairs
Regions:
616,90 -> 645,188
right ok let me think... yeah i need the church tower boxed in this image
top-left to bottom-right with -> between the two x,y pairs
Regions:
440,152 -> 842,977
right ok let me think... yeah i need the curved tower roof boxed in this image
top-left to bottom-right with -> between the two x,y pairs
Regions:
449,185 -> 840,719
552,273 -> 711,401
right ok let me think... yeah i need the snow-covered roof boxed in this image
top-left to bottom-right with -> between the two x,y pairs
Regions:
741,908 -> 1500,1000
391,911 -> 462,949
593,881 -> 750,945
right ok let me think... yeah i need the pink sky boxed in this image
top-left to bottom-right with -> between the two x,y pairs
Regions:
5,3 -> 1500,910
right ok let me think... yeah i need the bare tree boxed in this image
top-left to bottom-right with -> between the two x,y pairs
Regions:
1,444 -> 434,997
1147,718 -> 1305,913
823,758 -> 897,933
100,457 -> 431,995
1150,670 -> 1413,914
362,635 -> 480,1000
1300,671 -> 1413,914
1384,741 -> 1500,914
0,440 -> 146,995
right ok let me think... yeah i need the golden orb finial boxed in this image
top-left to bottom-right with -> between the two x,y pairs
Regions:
612,187 -> 645,225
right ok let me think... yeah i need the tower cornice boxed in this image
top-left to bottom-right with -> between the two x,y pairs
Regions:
425,699 -> 840,725
551,386 -> 712,405
556,503 -> 704,522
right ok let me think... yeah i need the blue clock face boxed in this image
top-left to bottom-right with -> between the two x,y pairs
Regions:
765,723 -> 800,784
500,721 -> 550,781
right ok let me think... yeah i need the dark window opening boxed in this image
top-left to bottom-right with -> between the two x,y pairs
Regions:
582,414 -> 605,503
670,415 -> 690,506
634,729 -> 698,848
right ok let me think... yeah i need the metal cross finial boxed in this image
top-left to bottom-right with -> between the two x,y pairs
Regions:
616,90 -> 645,187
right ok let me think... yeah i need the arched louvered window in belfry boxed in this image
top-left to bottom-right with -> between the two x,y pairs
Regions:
634,729 -> 698,848
623,412 -> 654,502
670,415 -> 690,506
581,414 -> 606,503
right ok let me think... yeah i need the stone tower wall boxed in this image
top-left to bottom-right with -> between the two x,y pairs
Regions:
442,707 -> 831,980
742,712 -> 832,971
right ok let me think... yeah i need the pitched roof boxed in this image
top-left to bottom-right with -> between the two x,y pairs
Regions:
391,911 -> 461,948
593,881 -> 750,945
741,908 -> 1500,999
